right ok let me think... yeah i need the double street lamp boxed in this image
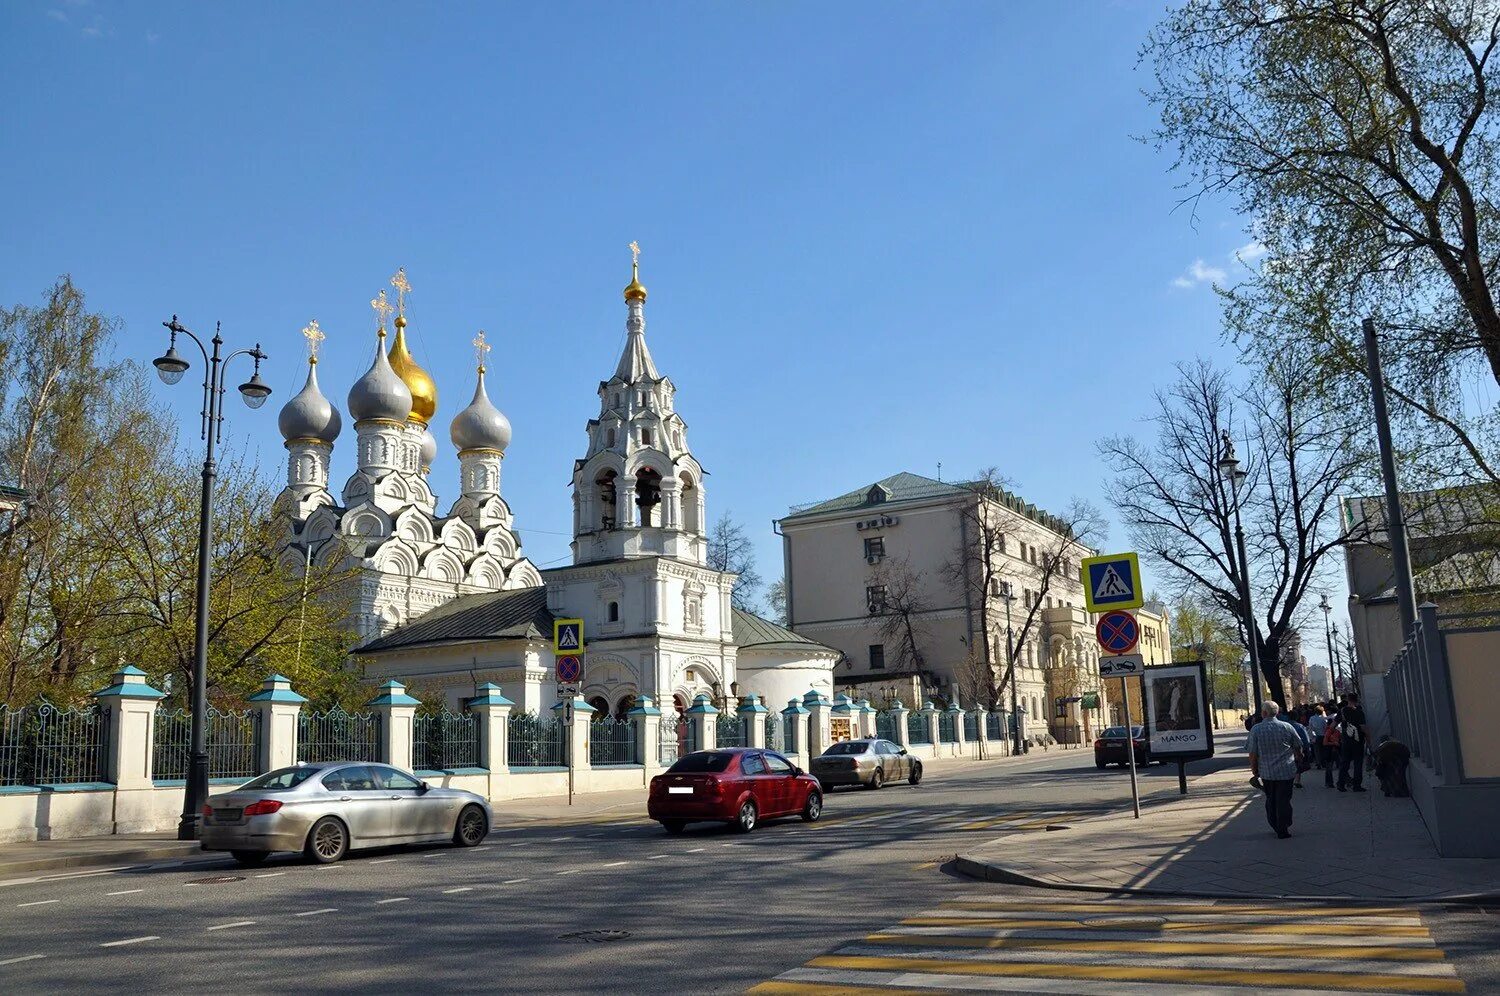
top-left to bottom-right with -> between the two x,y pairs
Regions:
1217,431 -> 1264,716
997,580 -> 1023,755
153,316 -> 271,840
1319,593 -> 1341,701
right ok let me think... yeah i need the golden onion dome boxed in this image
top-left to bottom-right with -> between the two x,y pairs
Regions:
623,261 -> 647,303
387,314 -> 438,426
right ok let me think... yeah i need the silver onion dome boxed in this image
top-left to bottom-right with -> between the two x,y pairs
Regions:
450,370 -> 512,453
419,426 -> 438,470
278,362 -> 342,444
347,336 -> 413,424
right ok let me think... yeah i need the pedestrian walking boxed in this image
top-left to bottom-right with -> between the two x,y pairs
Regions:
1335,693 -> 1370,793
1246,701 -> 1301,838
1287,710 -> 1312,788
1307,704 -> 1333,787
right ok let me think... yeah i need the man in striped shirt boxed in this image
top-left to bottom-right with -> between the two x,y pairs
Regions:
1246,700 -> 1302,838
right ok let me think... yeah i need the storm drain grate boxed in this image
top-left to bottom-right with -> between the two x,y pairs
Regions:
188,875 -> 246,885
1081,915 -> 1167,929
559,929 -> 632,943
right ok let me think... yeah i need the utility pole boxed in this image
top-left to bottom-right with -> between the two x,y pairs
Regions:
1363,317 -> 1418,639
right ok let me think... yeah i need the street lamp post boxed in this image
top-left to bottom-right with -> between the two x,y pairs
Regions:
1217,431 -> 1264,716
998,581 -> 1022,755
1319,593 -> 1339,701
153,317 -> 271,841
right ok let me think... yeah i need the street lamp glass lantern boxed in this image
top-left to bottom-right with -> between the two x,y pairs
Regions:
238,372 -> 272,409
153,346 -> 190,385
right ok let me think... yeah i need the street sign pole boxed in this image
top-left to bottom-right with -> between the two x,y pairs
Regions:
566,694 -> 574,808
1120,676 -> 1140,819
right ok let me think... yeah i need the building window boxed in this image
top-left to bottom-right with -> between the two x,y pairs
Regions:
866,585 -> 888,614
998,534 -> 1007,555
863,536 -> 885,560
869,644 -> 885,670
606,427 -> 616,447
607,601 -> 619,622
641,427 -> 653,446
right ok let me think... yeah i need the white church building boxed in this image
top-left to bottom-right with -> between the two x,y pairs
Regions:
272,258 -> 838,717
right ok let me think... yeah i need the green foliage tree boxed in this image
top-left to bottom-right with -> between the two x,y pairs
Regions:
1144,0 -> 1500,490
0,278 -> 358,706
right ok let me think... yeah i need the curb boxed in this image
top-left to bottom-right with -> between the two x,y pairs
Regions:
953,854 -> 1500,906
0,841 -> 208,878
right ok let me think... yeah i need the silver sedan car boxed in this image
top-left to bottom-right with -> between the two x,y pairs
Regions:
810,738 -> 923,790
199,761 -> 492,866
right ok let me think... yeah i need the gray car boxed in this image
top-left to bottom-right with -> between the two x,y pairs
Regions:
809,738 -> 923,790
199,761 -> 492,866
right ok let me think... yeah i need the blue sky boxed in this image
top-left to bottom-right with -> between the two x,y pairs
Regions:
5,2 -> 1327,658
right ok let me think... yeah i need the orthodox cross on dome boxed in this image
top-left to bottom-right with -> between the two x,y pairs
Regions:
629,241 -> 641,267
301,319 -> 325,362
472,330 -> 490,373
390,266 -> 412,317
370,289 -> 393,332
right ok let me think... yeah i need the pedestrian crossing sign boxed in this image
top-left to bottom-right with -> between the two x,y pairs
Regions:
554,618 -> 584,654
1080,552 -> 1143,612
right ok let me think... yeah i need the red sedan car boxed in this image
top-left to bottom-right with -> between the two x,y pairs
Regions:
648,748 -> 823,834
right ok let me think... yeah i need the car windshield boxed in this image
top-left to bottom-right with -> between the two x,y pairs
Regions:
1101,727 -> 1144,739
667,752 -> 735,773
821,742 -> 868,756
236,766 -> 321,791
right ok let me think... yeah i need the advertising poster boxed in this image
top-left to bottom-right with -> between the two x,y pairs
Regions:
1143,662 -> 1214,760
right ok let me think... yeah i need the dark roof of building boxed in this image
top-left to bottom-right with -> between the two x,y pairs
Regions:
356,587 -> 552,654
781,471 -> 1074,535
731,607 -> 837,655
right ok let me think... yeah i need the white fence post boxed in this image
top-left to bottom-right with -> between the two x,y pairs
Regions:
367,680 -> 420,771
248,673 -> 305,773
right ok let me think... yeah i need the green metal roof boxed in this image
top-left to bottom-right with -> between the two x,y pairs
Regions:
731,607 -> 837,654
781,471 -> 1075,535
356,587 -> 552,654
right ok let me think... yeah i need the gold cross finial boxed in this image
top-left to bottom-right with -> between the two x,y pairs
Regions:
390,266 -> 411,317
473,330 -> 491,373
370,289 -> 393,332
301,319 -> 325,363
629,240 -> 641,272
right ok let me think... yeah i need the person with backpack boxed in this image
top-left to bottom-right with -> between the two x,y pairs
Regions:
1307,704 -> 1332,787
1336,693 -> 1370,792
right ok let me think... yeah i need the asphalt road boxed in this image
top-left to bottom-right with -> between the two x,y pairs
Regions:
1,745 -> 1495,994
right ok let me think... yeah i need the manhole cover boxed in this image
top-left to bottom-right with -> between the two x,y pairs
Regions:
559,929 -> 631,943
1081,915 -> 1167,929
188,875 -> 245,885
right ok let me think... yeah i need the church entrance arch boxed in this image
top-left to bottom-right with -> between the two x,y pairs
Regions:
587,695 -> 610,720
614,693 -> 637,719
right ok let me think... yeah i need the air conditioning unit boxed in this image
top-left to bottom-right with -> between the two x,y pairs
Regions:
867,600 -> 883,615
866,554 -> 882,565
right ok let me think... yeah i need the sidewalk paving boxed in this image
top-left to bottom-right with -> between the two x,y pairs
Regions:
957,738 -> 1500,903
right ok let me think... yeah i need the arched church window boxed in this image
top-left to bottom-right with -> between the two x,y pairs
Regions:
679,472 -> 700,534
606,427 -> 616,447
587,696 -> 610,720
641,427 -> 652,447
614,694 -> 636,720
635,468 -> 662,527
607,600 -> 619,622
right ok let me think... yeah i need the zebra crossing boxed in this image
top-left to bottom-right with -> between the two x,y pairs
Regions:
751,896 -> 1467,994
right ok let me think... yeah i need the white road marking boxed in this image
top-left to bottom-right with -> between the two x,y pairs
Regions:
107,889 -> 144,896
508,842 -> 527,848
295,908 -> 337,917
253,872 -> 286,879
101,936 -> 159,948
686,847 -> 706,853
469,846 -> 490,851
368,858 -> 401,864
17,899 -> 59,907
646,854 -> 670,860
599,861 -> 629,868
547,836 -> 574,842
556,869 -> 582,876
502,878 -> 529,884
442,887 -> 473,894
206,920 -> 256,931
0,954 -> 46,966
376,897 -> 410,904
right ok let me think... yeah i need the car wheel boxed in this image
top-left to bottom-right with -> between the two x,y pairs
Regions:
304,816 -> 348,864
230,850 -> 268,867
734,799 -> 758,834
661,820 -> 686,835
1096,759 -> 1106,770
801,791 -> 823,823
868,768 -> 885,790
908,762 -> 923,786
454,804 -> 488,847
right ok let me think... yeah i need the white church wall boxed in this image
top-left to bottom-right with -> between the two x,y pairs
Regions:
737,651 -> 840,715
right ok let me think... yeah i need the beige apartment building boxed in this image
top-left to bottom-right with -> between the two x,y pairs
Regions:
777,472 -> 1110,742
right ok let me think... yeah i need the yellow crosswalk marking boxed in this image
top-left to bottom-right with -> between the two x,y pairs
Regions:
903,916 -> 1431,937
748,982 -> 928,995
943,899 -> 1418,917
802,953 -> 1466,993
864,932 -> 1447,961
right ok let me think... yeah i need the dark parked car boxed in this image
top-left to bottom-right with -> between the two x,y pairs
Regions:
1094,726 -> 1149,769
810,738 -> 923,790
647,748 -> 822,834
